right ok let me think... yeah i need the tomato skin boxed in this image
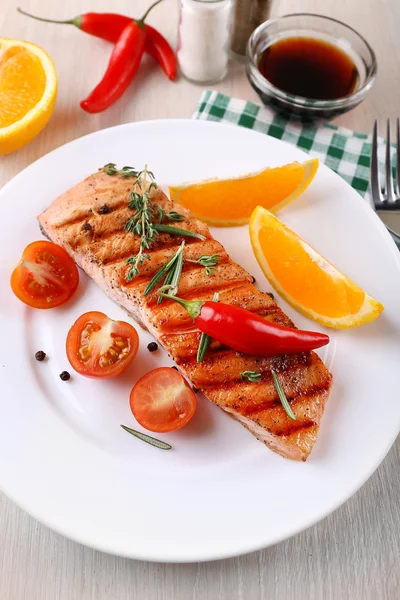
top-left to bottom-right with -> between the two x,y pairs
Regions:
66,311 -> 139,379
130,367 -> 197,433
10,241 -> 79,309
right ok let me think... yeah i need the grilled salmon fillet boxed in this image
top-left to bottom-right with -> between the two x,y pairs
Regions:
38,171 -> 332,461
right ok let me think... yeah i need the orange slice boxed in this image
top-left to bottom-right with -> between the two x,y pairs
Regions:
0,37 -> 57,155
169,158 -> 318,227
249,206 -> 384,329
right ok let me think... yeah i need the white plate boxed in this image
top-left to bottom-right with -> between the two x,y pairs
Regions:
1,120 -> 400,563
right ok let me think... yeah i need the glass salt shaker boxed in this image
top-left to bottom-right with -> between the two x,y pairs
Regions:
177,0 -> 233,84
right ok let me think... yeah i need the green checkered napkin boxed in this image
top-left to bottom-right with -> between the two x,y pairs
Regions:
193,90 -> 395,202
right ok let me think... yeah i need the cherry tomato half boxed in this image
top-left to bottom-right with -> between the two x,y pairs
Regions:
10,241 -> 79,309
130,367 -> 197,433
66,311 -> 139,378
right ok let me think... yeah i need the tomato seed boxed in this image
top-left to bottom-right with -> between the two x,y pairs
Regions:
114,339 -> 128,348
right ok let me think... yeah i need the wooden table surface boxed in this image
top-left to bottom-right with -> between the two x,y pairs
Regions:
1,1 -> 400,598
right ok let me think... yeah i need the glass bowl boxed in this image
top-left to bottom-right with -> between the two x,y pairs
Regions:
246,14 -> 377,120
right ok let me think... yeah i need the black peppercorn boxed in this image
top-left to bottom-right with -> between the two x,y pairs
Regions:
251,276 -> 256,284
99,204 -> 111,215
83,222 -> 91,231
267,292 -> 275,300
59,371 -> 71,381
147,342 -> 158,352
171,366 -> 178,371
193,387 -> 199,394
35,350 -> 46,362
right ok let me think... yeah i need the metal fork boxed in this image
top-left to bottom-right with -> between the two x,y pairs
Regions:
371,119 -> 400,242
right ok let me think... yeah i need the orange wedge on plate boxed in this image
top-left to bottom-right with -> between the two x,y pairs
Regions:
249,206 -> 384,329
169,158 -> 318,227
0,37 -> 57,155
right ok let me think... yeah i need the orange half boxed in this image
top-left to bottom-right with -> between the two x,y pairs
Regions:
0,37 -> 57,154
169,159 -> 318,227
249,206 -> 384,329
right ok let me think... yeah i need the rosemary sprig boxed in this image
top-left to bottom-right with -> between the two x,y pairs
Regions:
169,244 -> 184,295
187,254 -> 220,276
153,251 -> 219,304
271,370 -> 296,420
120,425 -> 172,450
240,370 -> 262,382
102,163 -> 138,178
143,242 -> 185,296
153,223 -> 206,240
157,263 -> 175,305
197,332 -> 211,363
197,292 -> 219,362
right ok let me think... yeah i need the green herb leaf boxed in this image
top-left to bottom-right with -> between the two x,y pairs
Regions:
197,292 -> 219,362
197,332 -> 211,363
198,254 -> 220,275
102,162 -> 118,175
120,425 -> 172,450
153,223 -> 206,240
157,265 -> 175,305
240,370 -> 262,382
167,211 -> 185,222
271,370 -> 296,420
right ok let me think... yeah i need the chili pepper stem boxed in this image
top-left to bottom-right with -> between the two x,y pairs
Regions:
157,290 -> 204,320
17,7 -> 81,28
137,0 -> 165,26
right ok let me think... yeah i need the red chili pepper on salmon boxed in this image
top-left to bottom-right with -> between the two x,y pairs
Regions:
17,6 -> 177,81
159,293 -> 330,357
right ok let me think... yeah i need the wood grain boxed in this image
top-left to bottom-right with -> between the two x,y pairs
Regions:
1,0 -> 400,598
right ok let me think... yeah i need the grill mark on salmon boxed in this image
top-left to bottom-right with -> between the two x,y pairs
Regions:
38,171 -> 333,461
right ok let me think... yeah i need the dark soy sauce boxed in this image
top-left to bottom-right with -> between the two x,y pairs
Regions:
258,37 -> 359,100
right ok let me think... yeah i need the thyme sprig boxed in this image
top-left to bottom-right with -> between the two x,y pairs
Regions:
102,164 -> 205,280
125,166 -> 160,281
102,163 -> 138,178
187,254 -> 220,276
102,163 -> 209,279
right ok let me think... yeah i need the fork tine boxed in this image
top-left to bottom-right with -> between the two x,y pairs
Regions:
385,119 -> 396,202
396,118 -> 400,196
370,120 -> 383,205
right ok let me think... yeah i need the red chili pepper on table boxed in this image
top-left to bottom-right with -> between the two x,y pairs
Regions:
79,0 -> 165,114
17,7 -> 177,81
159,294 -> 330,357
